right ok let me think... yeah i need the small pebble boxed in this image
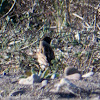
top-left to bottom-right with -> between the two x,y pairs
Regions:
82,72 -> 94,78
41,80 -> 48,88
51,74 -> 56,79
3,71 -> 6,76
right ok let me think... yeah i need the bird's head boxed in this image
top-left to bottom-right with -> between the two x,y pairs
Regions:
42,36 -> 52,44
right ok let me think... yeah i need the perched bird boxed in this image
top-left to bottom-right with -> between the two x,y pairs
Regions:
37,36 -> 55,70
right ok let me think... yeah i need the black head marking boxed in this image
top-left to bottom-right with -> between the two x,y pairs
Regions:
42,36 -> 52,44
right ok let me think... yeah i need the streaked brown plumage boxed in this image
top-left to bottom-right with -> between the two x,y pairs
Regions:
37,36 -> 55,70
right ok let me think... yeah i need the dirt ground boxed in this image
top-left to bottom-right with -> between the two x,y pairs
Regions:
0,70 -> 100,100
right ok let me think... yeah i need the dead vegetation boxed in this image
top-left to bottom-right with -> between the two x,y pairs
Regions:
0,0 -> 99,74
0,0 -> 100,99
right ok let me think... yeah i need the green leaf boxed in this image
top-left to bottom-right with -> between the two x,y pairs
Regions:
41,68 -> 50,79
31,68 -> 37,75
38,69 -> 42,76
19,75 -> 27,79
44,74 -> 51,79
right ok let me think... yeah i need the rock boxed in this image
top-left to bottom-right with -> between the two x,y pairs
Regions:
82,72 -> 94,78
51,74 -> 56,79
32,74 -> 42,83
3,71 -> 6,76
65,73 -> 81,80
9,90 -> 25,96
19,78 -> 28,85
53,78 -> 87,97
64,67 -> 81,80
64,67 -> 80,76
19,74 -> 42,85
41,80 -> 48,88
51,78 -> 70,92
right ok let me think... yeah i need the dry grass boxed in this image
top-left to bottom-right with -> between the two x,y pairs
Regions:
0,0 -> 100,75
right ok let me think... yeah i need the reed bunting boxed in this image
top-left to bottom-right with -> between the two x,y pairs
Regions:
37,36 -> 55,70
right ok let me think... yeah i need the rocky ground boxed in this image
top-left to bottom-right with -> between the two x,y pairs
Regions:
0,70 -> 100,100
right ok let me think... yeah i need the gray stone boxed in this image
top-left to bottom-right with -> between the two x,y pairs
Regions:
53,78 -> 87,97
82,72 -> 94,78
51,73 -> 56,79
64,67 -> 80,76
33,74 -> 42,83
9,90 -> 25,96
65,73 -> 81,80
41,80 -> 48,88
64,67 -> 81,80
19,74 -> 42,85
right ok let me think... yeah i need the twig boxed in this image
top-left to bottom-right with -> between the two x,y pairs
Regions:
97,24 -> 100,30
20,24 -> 45,50
72,13 -> 90,27
94,4 -> 100,31
0,0 -> 16,20
80,2 -> 100,10
88,50 -> 94,72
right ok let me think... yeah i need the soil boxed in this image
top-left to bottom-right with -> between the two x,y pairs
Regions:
0,70 -> 100,100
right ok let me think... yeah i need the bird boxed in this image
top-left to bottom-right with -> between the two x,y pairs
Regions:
37,36 -> 55,70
